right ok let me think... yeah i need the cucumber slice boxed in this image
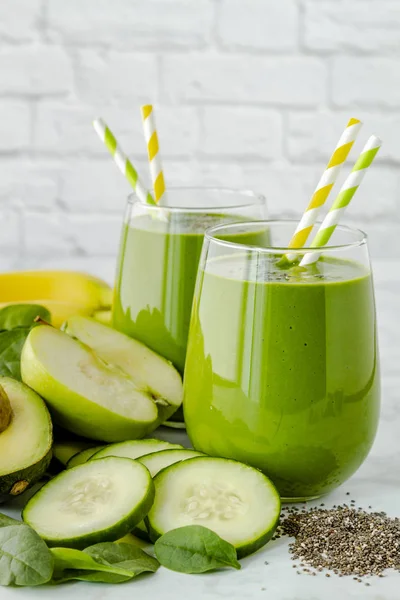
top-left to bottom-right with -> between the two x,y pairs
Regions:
53,441 -> 95,467
67,446 -> 105,469
164,405 -> 186,429
91,439 -> 183,462
163,420 -> 186,430
138,449 -> 204,477
133,520 -> 151,541
23,457 -> 154,549
21,325 -> 159,442
134,449 -> 204,541
147,457 -> 281,558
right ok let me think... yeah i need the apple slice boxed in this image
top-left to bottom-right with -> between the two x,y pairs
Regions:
21,325 -> 160,442
64,316 -> 183,425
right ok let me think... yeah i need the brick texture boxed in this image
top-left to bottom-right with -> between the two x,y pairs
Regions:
0,0 -> 398,268
162,55 -> 327,105
0,46 -> 73,96
218,0 -> 298,51
200,108 -> 283,159
0,103 -> 30,151
332,58 -> 400,108
304,1 -> 400,53
47,0 -> 214,49
0,0 -> 42,43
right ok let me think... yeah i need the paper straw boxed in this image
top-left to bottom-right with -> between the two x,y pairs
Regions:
93,118 -> 155,206
141,105 -> 166,205
288,118 -> 363,250
300,135 -> 382,267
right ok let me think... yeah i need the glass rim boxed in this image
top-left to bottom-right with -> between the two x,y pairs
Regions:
204,219 -> 368,253
127,186 -> 266,212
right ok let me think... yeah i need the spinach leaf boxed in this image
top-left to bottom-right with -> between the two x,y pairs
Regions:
0,304 -> 51,381
0,328 -> 30,380
51,547 -> 139,584
85,542 -> 159,576
154,525 -> 241,574
0,513 -> 22,528
52,569 -> 129,584
0,523 -> 54,586
0,304 -> 50,331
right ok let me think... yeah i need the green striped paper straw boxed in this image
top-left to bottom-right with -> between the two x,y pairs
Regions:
300,134 -> 382,267
93,118 -> 156,205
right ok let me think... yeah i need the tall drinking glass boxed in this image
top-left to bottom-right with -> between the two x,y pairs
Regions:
184,220 -> 380,500
113,188 -> 267,375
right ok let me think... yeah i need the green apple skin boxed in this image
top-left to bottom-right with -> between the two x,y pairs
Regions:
64,316 -> 183,426
20,326 -> 159,443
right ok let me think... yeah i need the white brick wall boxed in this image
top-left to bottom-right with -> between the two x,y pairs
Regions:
0,0 -> 399,275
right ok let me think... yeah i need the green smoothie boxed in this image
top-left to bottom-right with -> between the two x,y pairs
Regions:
113,214 -> 269,374
183,254 -> 380,499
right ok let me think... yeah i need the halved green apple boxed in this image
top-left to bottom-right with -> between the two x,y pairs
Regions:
20,325 -> 172,442
64,316 -> 183,425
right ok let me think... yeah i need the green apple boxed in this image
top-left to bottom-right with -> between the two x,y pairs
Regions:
64,316 -> 183,425
21,325 -> 167,442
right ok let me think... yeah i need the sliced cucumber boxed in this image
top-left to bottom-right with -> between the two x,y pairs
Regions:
67,446 -> 105,469
134,449 -> 204,541
163,419 -> 186,430
147,457 -> 281,558
23,457 -> 154,549
163,422 -> 186,429
91,439 -> 183,462
132,520 -> 151,542
164,405 -> 186,429
53,441 -> 95,467
138,449 -> 204,477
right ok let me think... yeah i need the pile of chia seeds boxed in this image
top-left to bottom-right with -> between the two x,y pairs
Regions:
275,497 -> 400,583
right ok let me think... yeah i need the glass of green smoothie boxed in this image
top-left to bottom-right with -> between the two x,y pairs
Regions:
184,220 -> 380,500
112,187 -> 267,377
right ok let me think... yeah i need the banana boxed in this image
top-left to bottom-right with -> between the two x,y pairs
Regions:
92,309 -> 112,325
0,271 -> 112,328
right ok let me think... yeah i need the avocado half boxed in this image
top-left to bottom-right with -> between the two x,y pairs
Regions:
0,377 -> 52,499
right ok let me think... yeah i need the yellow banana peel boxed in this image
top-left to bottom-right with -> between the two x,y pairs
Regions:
92,309 -> 112,326
0,271 -> 113,328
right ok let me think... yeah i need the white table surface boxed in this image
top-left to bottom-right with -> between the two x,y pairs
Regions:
1,259 -> 399,600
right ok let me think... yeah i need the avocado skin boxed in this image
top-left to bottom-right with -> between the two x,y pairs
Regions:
0,377 -> 53,501
0,447 -> 52,499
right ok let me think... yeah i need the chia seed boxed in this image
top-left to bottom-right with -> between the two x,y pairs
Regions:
278,504 -> 400,578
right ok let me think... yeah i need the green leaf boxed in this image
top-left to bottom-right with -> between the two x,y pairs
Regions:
154,525 -> 241,574
52,568 -> 129,584
0,524 -> 54,586
0,513 -> 22,528
0,305 -> 51,331
0,305 -> 52,381
51,546 -> 155,584
0,328 -> 30,380
84,542 -> 159,576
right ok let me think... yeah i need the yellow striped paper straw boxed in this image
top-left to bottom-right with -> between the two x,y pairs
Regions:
141,105 -> 166,204
300,135 -> 382,267
288,118 -> 363,250
93,118 -> 155,205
